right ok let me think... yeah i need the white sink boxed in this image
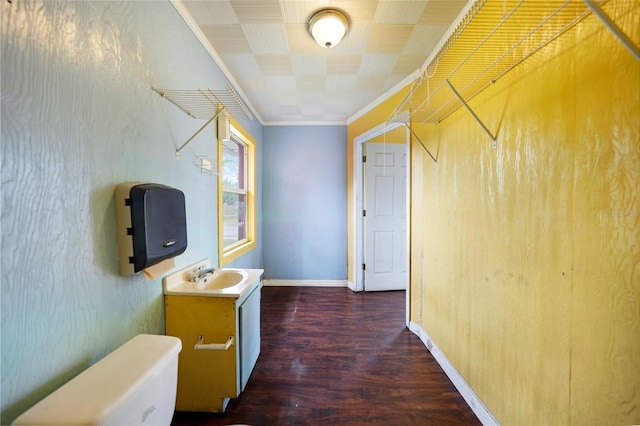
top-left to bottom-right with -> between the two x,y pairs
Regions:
196,270 -> 248,290
163,260 -> 263,298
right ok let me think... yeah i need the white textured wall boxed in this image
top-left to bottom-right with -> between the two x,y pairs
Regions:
0,1 -> 262,422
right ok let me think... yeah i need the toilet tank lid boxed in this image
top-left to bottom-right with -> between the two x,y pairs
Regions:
13,334 -> 182,425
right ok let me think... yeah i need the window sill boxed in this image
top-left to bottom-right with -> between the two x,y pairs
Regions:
219,240 -> 256,266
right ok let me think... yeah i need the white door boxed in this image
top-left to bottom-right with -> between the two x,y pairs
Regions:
364,142 -> 407,291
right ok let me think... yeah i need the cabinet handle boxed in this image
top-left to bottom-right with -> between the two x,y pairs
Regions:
194,335 -> 234,351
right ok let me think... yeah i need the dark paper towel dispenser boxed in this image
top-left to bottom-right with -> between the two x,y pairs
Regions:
115,183 -> 187,275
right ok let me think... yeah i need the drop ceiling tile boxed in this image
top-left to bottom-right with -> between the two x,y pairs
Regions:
356,75 -> 387,91
373,0 -> 428,24
366,24 -> 414,53
291,53 -> 327,75
286,24 -> 317,52
392,54 -> 424,75
359,53 -> 399,76
280,114 -> 305,121
326,55 -> 362,74
264,75 -> 297,92
230,0 -> 283,22
280,0 -> 326,23
220,54 -> 262,78
271,91 -> 301,108
420,0 -> 468,25
336,0 -> 379,22
240,77 -> 268,91
201,24 -> 252,54
300,103 -> 325,115
255,55 -> 294,74
242,23 -> 290,54
326,74 -> 358,91
402,24 -> 449,55
183,1 -> 238,25
295,75 -> 326,91
278,104 -> 303,115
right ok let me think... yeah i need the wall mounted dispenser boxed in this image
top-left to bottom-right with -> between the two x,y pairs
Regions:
115,183 -> 187,275
218,115 -> 231,141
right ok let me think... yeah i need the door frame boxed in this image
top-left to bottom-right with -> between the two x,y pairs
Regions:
352,120 -> 410,325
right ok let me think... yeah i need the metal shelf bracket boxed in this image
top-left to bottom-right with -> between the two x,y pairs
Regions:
404,122 -> 438,168
445,79 -> 497,149
583,0 -> 639,62
174,107 -> 225,158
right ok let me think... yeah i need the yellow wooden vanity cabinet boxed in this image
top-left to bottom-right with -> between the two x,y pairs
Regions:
164,269 -> 262,413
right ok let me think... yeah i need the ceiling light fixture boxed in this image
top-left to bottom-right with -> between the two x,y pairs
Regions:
309,9 -> 349,49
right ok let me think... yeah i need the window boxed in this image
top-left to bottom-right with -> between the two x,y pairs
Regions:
218,120 -> 255,265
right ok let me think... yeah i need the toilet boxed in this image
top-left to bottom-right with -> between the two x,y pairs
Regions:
13,334 -> 182,425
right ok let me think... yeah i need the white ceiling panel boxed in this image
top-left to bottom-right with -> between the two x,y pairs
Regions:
182,1 -> 238,25
373,1 -> 428,24
230,0 -> 283,22
326,74 -> 359,91
243,23 -> 290,54
359,54 -> 399,76
291,53 -> 327,75
221,54 -> 262,78
264,75 -> 297,92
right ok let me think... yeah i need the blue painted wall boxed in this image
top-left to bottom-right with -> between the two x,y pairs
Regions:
263,125 -> 347,280
0,1 -> 262,423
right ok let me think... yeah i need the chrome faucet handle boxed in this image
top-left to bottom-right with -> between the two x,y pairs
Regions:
188,267 -> 215,282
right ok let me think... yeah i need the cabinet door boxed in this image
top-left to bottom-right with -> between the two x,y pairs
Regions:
165,295 -> 238,412
239,286 -> 261,391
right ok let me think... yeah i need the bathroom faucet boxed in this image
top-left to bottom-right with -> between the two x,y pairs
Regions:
189,267 -> 216,282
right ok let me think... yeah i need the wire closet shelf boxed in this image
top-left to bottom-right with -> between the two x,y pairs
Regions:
389,0 -> 638,131
152,85 -> 253,158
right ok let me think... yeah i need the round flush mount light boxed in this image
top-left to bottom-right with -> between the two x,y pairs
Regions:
309,9 -> 349,48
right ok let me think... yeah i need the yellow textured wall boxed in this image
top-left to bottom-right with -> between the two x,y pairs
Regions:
411,3 -> 639,425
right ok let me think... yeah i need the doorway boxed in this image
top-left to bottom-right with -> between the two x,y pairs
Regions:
353,121 -> 410,324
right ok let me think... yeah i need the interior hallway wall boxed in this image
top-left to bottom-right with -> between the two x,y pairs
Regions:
410,2 -> 639,424
263,125 -> 347,280
0,1 -> 262,423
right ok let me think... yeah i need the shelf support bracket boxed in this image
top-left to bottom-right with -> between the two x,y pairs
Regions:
175,106 -> 226,158
583,0 -> 639,62
404,122 -> 438,167
445,79 -> 497,149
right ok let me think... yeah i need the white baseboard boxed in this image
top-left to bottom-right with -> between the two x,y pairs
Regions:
409,321 -> 500,426
262,279 -> 348,287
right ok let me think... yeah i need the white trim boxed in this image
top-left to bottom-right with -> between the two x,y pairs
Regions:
409,321 -> 500,426
262,279 -> 348,288
347,281 -> 357,292
170,0 -> 263,125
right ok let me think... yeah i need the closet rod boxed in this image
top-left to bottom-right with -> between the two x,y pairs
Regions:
583,0 -> 639,61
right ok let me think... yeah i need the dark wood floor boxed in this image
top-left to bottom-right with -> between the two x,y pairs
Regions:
171,286 -> 480,426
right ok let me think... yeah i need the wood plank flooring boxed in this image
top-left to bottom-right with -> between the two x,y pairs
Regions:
171,286 -> 481,426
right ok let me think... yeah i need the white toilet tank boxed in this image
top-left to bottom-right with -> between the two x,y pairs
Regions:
13,334 -> 182,426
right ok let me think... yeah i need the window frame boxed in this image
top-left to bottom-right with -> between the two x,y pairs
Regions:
218,119 -> 256,266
